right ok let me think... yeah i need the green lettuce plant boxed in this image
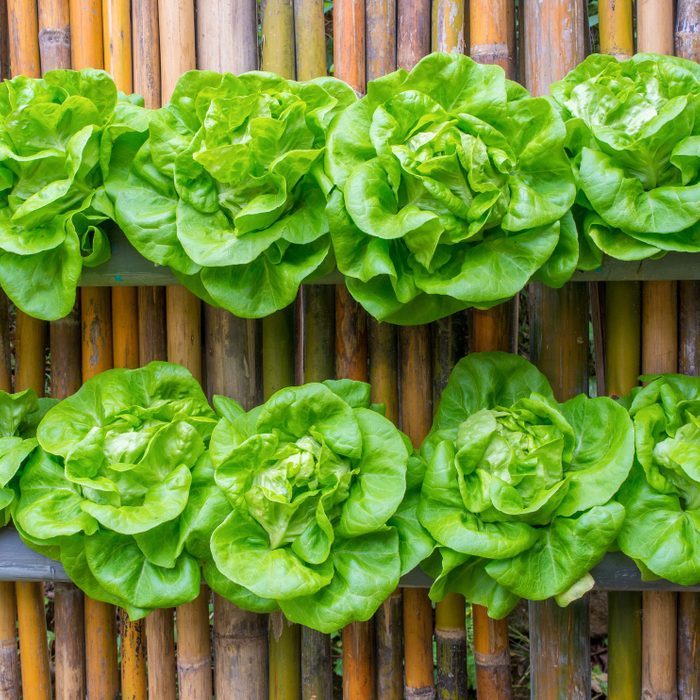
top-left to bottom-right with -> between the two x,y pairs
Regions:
203,380 -> 432,632
419,352 -> 634,618
0,69 -> 143,320
325,52 -> 578,325
0,389 -> 55,526
105,70 -> 356,318
14,362 -> 218,619
550,53 -> 700,268
617,374 -> 700,585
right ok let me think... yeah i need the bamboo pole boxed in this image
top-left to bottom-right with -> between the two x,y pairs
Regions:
467,3 -> 518,698
194,2 -> 269,698
102,4 -> 148,697
40,3 -> 86,695
424,2 -> 473,697
364,2 -> 403,697
676,6 -> 700,699
605,282 -> 642,700
130,3 -> 178,698
333,2 -> 376,697
299,288 -> 334,699
0,15 -> 14,697
431,0 -> 466,53
594,4 -> 644,699
294,60 -> 333,700
0,287 -> 16,700
69,3 -> 121,695
38,0 -> 71,71
523,3 -> 590,698
157,2 -> 213,694
637,3 -> 679,699
0,581 -> 18,700
6,4 -> 53,698
399,327 -> 435,700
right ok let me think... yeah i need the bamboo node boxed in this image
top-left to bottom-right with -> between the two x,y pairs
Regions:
404,687 -> 436,699
470,42 -> 511,62
38,28 -> 70,49
434,627 -> 465,641
474,649 -> 511,667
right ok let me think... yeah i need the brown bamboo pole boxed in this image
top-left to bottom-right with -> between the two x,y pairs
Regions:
157,2 -> 212,693
424,2 -> 472,698
40,4 -> 86,695
467,3 -> 518,698
102,5 -> 148,697
523,3 -> 590,699
194,1 -> 269,698
363,2 -> 403,697
0,282 -> 16,698
368,317 -> 402,700
299,286 -> 335,699
130,3 -> 178,698
41,9 -> 88,694
595,5 -> 643,700
399,327 -> 435,700
332,2 -> 376,697
637,3 -> 679,699
675,7 -> 700,699
0,581 -> 18,700
6,4 -> 53,699
0,15 -> 14,697
38,0 -> 71,71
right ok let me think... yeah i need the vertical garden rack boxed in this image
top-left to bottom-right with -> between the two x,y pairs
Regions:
0,0 -> 699,698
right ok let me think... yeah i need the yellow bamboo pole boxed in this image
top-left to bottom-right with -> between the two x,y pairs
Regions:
101,4 -> 148,697
6,3 -> 53,698
39,4 -> 88,693
595,4 -> 643,699
431,0 -> 466,53
68,2 -> 121,696
523,2 -> 591,698
291,4 -> 336,695
637,3 -> 679,698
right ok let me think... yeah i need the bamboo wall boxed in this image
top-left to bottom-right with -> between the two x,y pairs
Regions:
0,0 -> 698,699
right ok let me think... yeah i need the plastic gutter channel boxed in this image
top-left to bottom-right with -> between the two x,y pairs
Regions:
81,230 -> 700,287
1,526 -> 699,592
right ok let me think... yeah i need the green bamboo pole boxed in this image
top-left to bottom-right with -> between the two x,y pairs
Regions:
291,2 -> 336,696
258,4 -> 301,697
594,4 -> 645,699
524,4 -> 591,698
675,9 -> 700,699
